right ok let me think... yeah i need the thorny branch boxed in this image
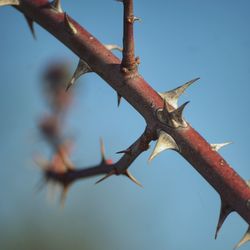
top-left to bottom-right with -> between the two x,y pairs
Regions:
1,0 -> 250,248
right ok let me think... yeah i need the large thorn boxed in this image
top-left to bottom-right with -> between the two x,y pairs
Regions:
105,44 -> 123,52
24,15 -> 36,40
64,13 -> 77,34
148,130 -> 179,162
159,77 -> 199,109
123,170 -> 143,187
234,226 -> 250,249
51,0 -> 63,13
66,59 -> 92,91
0,0 -> 19,6
95,169 -> 116,184
215,198 -> 234,239
211,142 -> 232,151
170,101 -> 189,128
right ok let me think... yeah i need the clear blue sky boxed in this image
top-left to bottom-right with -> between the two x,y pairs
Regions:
0,1 -> 250,250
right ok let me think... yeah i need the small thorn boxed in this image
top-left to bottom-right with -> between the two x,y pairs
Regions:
211,142 -> 232,151
234,226 -> 250,249
159,77 -> 199,109
105,44 -> 123,52
95,169 -> 116,184
66,59 -> 91,90
0,0 -> 19,6
116,149 -> 131,155
100,138 -> 106,163
117,92 -> 122,107
51,0 -> 63,13
123,170 -> 143,188
148,130 -> 179,162
24,15 -> 36,40
64,13 -> 77,34
214,199 -> 233,239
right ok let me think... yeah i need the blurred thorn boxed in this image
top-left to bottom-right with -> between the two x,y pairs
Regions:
95,169 -> 116,184
148,130 -> 179,162
100,137 -> 106,163
159,77 -> 199,109
0,0 -> 19,6
215,198 -> 233,239
34,177 -> 47,194
33,154 -> 49,171
51,0 -> 63,13
246,180 -> 250,187
234,226 -> 250,249
117,92 -> 122,107
64,13 -> 77,34
60,184 -> 70,208
24,15 -> 36,40
66,59 -> 92,91
123,170 -> 143,188
105,44 -> 123,52
211,142 -> 232,151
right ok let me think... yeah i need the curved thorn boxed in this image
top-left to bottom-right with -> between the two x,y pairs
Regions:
159,77 -> 199,109
95,169 -> 116,184
66,59 -> 92,91
51,0 -> 63,13
215,198 -> 233,239
211,142 -> 232,151
234,226 -> 250,249
123,170 -> 143,188
24,15 -> 36,40
116,149 -> 131,155
0,0 -> 19,6
117,92 -> 122,107
170,101 -> 189,127
148,130 -> 179,162
64,13 -> 77,34
105,44 -> 123,52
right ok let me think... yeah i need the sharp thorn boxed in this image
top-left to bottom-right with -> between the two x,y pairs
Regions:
24,15 -> 36,40
105,44 -> 123,52
215,198 -> 234,239
159,77 -> 199,109
0,0 -> 19,6
211,142 -> 232,151
95,169 -> 116,184
148,130 -> 179,162
116,149 -> 131,155
51,0 -> 63,13
123,170 -> 143,188
170,101 -> 189,127
64,13 -> 77,34
117,92 -> 122,107
66,59 -> 91,91
100,137 -> 106,163
234,226 -> 250,249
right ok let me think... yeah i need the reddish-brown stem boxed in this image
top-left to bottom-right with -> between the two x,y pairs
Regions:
13,0 -> 250,227
121,0 -> 137,73
45,127 -> 155,185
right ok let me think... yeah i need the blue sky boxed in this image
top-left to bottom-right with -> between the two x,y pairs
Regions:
0,1 -> 250,250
